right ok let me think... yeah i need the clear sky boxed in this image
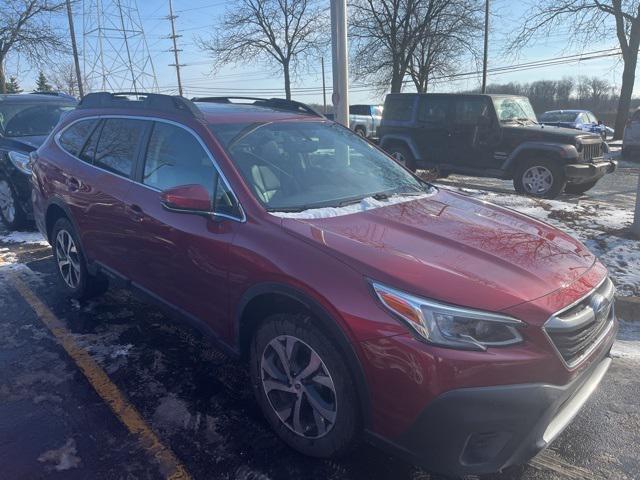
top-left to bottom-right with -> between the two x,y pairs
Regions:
4,0 -> 627,105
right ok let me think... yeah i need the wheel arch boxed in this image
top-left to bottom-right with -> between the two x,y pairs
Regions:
502,142 -> 575,174
235,282 -> 372,428
379,134 -> 421,159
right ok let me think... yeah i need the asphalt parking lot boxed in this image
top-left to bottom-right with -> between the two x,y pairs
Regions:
1,163 -> 639,479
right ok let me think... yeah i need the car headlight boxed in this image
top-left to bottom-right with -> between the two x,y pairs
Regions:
372,282 -> 524,351
8,151 -> 32,175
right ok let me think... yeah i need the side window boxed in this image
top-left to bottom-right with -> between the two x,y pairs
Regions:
59,120 -> 97,157
213,175 -> 242,218
454,98 -> 489,125
94,118 -> 146,178
418,97 -> 449,124
79,120 -> 103,163
383,96 -> 415,121
143,122 -> 216,196
577,113 -> 589,124
587,112 -> 597,123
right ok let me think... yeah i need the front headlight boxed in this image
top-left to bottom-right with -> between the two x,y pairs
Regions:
372,282 -> 524,351
8,151 -> 32,175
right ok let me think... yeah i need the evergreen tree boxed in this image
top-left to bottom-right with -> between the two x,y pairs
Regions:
35,71 -> 52,92
5,77 -> 21,93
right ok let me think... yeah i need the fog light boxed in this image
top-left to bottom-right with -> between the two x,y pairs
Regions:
461,431 -> 512,465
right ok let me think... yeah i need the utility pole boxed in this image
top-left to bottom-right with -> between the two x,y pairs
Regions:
330,0 -> 349,127
321,57 -> 327,114
167,0 -> 184,96
481,0 -> 489,93
633,175 -> 640,238
65,0 -> 84,98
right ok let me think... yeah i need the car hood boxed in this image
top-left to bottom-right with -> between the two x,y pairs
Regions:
0,135 -> 47,152
281,189 -> 596,315
503,124 -> 600,143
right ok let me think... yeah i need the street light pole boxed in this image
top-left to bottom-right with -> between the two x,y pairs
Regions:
330,0 -> 349,127
481,0 -> 489,93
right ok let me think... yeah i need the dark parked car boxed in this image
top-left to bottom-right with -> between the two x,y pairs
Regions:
539,109 -> 609,139
0,93 -> 76,229
33,92 -> 616,476
378,93 -> 616,198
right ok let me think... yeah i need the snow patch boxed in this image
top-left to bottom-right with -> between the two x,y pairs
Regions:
270,192 -> 435,219
611,321 -> 640,360
38,438 -> 81,471
0,230 -> 49,246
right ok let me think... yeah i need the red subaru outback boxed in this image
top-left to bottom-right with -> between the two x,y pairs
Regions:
32,93 -> 616,476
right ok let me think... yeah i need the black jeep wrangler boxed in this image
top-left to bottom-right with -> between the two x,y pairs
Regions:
378,93 -> 616,198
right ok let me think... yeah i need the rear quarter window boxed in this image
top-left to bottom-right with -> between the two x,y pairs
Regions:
93,118 -> 147,178
383,96 -> 415,121
59,119 -> 97,156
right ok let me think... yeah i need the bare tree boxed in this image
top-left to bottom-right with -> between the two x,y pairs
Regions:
197,0 -> 326,100
349,0 -> 451,93
407,0 -> 483,92
509,0 -> 640,140
48,60 -> 90,96
0,0 -> 66,94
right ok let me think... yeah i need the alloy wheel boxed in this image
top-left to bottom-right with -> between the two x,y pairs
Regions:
0,180 -> 16,223
522,165 -> 553,195
56,229 -> 81,289
261,335 -> 337,439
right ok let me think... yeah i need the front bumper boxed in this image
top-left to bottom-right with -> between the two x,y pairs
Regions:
0,163 -> 33,219
381,333 -> 615,476
565,159 -> 617,183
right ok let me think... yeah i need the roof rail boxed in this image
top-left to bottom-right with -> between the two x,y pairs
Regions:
78,92 -> 202,118
191,96 -> 324,117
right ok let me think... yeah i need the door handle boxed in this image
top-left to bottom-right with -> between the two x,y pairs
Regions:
66,176 -> 80,191
125,204 -> 144,222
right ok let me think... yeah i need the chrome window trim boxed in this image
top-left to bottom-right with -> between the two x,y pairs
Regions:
54,114 -> 246,223
543,276 -> 615,369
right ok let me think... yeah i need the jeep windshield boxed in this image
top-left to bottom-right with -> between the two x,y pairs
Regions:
0,102 -> 75,138
209,121 -> 431,212
493,97 -> 537,125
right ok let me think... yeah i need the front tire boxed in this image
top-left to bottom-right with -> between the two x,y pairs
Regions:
565,179 -> 599,195
52,217 -> 108,299
250,313 -> 360,458
0,177 -> 27,230
513,158 -> 566,198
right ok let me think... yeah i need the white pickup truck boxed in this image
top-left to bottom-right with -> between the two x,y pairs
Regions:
327,104 -> 383,139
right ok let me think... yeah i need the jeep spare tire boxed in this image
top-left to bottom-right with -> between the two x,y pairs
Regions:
513,158 -> 566,199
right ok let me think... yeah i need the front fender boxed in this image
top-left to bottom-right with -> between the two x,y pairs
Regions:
502,142 -> 578,171
379,134 -> 422,160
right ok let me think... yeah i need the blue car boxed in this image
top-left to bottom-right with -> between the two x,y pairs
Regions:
0,93 -> 76,229
539,110 -> 609,139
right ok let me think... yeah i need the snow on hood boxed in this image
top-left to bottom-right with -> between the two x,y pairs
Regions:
269,189 -> 437,219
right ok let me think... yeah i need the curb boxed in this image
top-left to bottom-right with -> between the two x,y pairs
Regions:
616,296 -> 640,322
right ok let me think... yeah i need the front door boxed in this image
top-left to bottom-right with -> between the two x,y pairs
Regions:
448,97 -> 497,169
413,96 -> 451,166
123,121 -> 239,338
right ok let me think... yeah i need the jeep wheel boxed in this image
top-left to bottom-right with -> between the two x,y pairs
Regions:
388,145 -> 416,172
250,313 -> 360,458
52,217 -> 108,299
514,159 -> 566,198
0,178 -> 27,230
565,179 -> 599,195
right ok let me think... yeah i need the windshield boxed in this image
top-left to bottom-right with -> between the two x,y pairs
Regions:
492,97 -> 537,124
208,121 -> 430,212
0,102 -> 75,137
539,111 -> 579,123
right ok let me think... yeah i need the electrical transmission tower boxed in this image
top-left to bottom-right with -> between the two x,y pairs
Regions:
82,0 -> 158,93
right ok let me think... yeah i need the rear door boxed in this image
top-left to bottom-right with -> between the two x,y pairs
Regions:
124,120 -> 240,337
448,96 -> 497,168
67,117 -> 149,278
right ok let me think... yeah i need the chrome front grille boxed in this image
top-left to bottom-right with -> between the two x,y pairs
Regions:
582,142 -> 603,162
544,278 -> 615,367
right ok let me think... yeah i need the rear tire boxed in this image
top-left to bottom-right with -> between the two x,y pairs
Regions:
52,217 -> 108,300
565,179 -> 599,195
513,158 -> 566,198
249,313 -> 360,458
354,126 -> 366,138
0,177 -> 27,230
387,144 -> 417,172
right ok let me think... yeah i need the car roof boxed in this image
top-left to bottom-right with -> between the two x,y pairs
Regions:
385,92 -> 527,99
0,93 -> 77,104
542,110 -> 588,114
196,101 -> 320,124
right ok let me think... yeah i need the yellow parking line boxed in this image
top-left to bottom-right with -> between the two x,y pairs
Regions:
9,273 -> 192,480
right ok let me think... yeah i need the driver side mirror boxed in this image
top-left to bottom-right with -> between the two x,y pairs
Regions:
160,184 -> 212,214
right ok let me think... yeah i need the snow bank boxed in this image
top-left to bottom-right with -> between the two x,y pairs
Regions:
0,231 -> 49,246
